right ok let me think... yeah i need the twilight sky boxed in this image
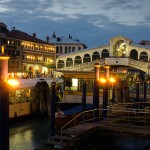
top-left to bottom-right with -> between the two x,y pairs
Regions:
0,0 -> 150,48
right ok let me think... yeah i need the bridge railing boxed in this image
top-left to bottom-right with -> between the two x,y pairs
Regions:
128,58 -> 149,72
58,59 -> 105,71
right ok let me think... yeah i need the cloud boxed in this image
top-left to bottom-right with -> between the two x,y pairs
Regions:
0,0 -> 149,47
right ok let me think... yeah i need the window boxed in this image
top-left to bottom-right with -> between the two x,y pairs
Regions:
65,47 -> 68,53
24,66 -> 26,70
78,47 -> 81,51
69,46 -> 71,53
56,46 -> 59,53
72,46 -> 75,52
60,46 -> 62,54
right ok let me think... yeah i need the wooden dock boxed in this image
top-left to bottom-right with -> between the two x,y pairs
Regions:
36,106 -> 150,150
37,119 -> 150,150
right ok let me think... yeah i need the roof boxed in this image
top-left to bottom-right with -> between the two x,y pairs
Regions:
50,36 -> 86,46
0,22 -> 7,27
131,43 -> 150,49
7,29 -> 47,44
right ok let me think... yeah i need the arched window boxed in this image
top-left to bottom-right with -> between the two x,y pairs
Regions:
60,46 -> 62,54
74,56 -> 82,65
68,46 -> 71,53
65,46 -> 68,54
92,51 -> 100,61
57,60 -> 65,68
139,51 -> 148,62
83,54 -> 91,63
66,58 -> 73,67
72,46 -> 75,52
130,49 -> 138,60
101,49 -> 109,58
56,46 -> 59,53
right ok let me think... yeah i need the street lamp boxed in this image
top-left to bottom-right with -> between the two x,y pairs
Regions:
143,80 -> 147,101
0,45 -> 10,150
0,45 -> 19,150
93,61 -> 100,122
99,76 -> 116,119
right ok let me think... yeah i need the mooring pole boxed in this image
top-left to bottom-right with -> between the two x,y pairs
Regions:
50,81 -> 56,137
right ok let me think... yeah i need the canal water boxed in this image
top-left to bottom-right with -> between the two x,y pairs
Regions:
9,117 -> 52,150
10,117 -> 150,150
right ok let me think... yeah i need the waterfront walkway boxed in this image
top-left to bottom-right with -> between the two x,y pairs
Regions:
36,104 -> 150,150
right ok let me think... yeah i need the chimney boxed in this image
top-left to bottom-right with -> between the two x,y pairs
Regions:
13,27 -> 15,30
33,33 -> 36,38
46,36 -> 50,43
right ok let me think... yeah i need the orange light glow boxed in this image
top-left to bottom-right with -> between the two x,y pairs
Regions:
7,79 -> 19,87
99,78 -> 107,83
109,77 -> 116,83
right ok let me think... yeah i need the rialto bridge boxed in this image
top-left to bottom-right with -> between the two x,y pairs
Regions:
56,35 -> 150,75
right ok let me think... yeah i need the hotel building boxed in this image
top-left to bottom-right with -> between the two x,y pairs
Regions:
0,23 -> 56,78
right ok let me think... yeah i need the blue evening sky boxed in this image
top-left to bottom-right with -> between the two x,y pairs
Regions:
0,0 -> 150,48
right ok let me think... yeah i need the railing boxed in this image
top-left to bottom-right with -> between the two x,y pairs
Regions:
59,59 -> 105,71
60,102 -> 150,147
128,59 -> 149,72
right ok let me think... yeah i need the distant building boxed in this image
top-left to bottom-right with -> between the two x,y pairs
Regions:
0,23 -> 56,78
50,31 -> 87,57
139,40 -> 150,46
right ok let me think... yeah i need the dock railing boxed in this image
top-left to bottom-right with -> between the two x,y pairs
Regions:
60,102 -> 150,147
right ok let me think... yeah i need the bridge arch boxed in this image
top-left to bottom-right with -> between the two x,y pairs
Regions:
66,58 -> 73,67
113,40 -> 126,57
92,51 -> 100,61
74,56 -> 82,65
101,49 -> 109,58
139,51 -> 148,62
83,54 -> 91,63
130,49 -> 138,60
57,60 -> 65,68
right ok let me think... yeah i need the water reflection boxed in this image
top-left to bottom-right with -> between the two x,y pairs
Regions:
10,118 -> 51,150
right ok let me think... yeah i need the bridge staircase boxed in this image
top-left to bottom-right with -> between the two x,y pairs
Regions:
57,57 -> 150,73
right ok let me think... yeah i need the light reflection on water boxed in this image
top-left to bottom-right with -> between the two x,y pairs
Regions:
9,118 -> 51,150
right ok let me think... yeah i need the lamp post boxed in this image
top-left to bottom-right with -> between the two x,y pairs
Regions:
0,82 -> 9,150
0,45 -> 10,150
82,79 -> 86,112
103,65 -> 110,119
93,61 -> 100,122
99,76 -> 115,119
143,80 -> 147,101
82,79 -> 86,122
50,81 -> 56,137
135,81 -> 140,110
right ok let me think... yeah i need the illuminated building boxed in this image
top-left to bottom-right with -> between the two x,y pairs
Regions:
50,31 -> 87,57
0,23 -> 56,78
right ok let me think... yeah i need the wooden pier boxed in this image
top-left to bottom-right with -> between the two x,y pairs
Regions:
36,120 -> 150,150
36,105 -> 150,150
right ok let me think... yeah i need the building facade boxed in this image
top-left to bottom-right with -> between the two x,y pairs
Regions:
0,23 -> 56,78
50,31 -> 87,57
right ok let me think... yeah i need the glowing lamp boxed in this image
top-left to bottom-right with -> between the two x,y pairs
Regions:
109,77 -> 116,83
7,79 -> 19,87
99,78 -> 107,83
